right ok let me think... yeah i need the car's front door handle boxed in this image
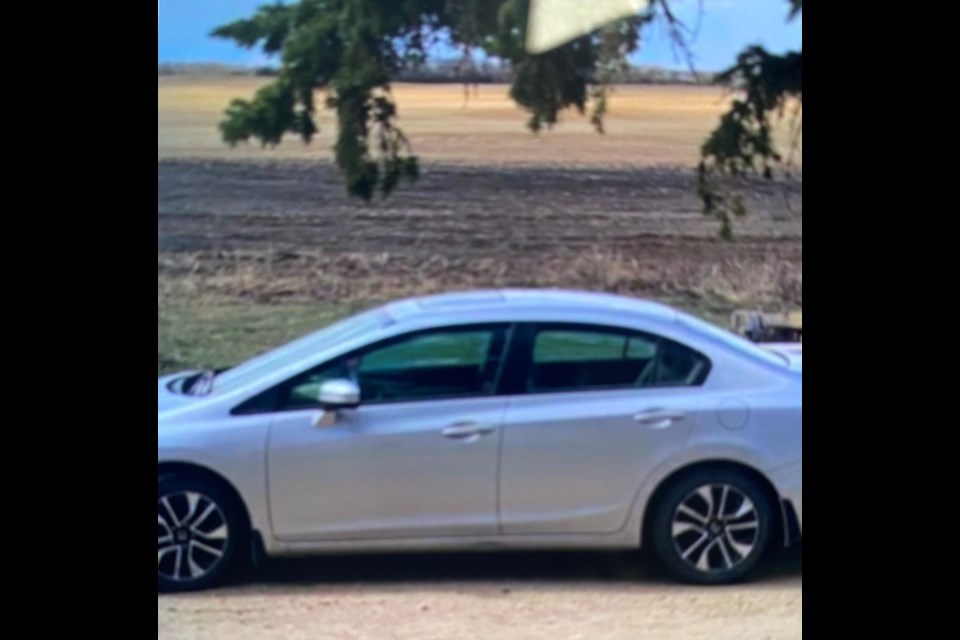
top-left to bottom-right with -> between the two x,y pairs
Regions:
442,422 -> 497,440
633,409 -> 686,429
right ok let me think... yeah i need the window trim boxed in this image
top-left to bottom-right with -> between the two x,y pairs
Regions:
504,322 -> 712,397
231,322 -> 518,415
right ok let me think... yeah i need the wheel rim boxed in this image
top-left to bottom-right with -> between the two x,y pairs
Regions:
158,491 -> 229,582
671,483 -> 760,574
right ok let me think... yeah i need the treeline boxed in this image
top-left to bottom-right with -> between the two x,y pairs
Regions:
157,63 -> 280,76
158,61 -> 715,85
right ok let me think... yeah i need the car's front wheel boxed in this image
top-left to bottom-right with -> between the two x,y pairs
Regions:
650,469 -> 774,584
158,475 -> 244,592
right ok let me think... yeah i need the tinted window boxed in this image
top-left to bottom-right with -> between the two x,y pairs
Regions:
279,326 -> 509,410
527,326 -> 709,393
361,332 -> 492,372
534,331 -> 633,362
656,339 -> 710,386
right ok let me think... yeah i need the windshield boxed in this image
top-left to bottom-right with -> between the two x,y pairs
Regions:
208,307 -> 391,395
676,312 -> 791,368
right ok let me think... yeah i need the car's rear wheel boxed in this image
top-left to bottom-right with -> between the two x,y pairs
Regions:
650,469 -> 773,584
158,475 -> 244,592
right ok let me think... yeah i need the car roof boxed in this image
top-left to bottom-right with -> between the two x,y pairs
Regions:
382,289 -> 680,325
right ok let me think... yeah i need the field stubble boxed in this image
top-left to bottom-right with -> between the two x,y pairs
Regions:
158,159 -> 801,307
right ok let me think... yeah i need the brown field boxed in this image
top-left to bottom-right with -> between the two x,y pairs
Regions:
158,78 -> 801,321
159,77 -> 787,165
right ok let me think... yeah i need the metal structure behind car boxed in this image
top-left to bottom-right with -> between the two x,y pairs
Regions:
731,310 -> 803,343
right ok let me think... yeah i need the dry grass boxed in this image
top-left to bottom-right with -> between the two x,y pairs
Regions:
158,77 -> 798,166
158,248 -> 800,316
157,240 -> 803,373
158,250 -> 772,374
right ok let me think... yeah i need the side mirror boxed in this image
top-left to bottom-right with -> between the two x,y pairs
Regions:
318,379 -> 361,410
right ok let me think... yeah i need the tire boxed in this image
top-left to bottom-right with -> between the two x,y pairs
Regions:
650,468 -> 774,585
158,474 -> 246,593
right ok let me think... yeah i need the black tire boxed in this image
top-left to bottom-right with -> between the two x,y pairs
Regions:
158,474 -> 247,593
650,468 -> 774,585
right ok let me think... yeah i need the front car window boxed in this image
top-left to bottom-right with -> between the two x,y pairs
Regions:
527,326 -> 710,393
269,325 -> 510,411
361,332 -> 493,373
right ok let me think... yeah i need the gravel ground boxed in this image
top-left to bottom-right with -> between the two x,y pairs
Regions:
158,549 -> 801,639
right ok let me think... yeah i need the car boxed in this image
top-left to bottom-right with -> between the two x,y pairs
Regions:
158,289 -> 802,591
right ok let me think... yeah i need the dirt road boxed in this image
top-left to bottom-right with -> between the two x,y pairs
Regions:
158,549 -> 801,639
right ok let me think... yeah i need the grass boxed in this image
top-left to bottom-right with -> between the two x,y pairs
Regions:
158,302 -> 354,375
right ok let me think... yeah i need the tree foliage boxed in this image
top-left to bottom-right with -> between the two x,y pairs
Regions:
699,1 -> 802,238
213,0 -> 802,232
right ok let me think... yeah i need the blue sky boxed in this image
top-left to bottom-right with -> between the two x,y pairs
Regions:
158,0 -> 801,72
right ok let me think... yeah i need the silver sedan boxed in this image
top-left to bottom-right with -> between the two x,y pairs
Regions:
158,289 -> 802,591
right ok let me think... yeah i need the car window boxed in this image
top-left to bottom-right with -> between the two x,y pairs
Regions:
361,332 -> 492,372
655,340 -> 710,387
533,331 -> 627,362
527,326 -> 709,393
278,326 -> 509,410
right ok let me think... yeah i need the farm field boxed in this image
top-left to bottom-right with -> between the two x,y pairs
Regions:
158,78 -> 801,373
159,77 -> 800,165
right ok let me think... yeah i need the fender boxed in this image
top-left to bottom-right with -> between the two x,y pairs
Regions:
158,448 -> 273,543
624,443 -> 774,547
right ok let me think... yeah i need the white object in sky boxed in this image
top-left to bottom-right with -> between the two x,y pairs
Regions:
526,0 -> 651,54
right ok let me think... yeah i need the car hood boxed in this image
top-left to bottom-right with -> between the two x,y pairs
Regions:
158,372 -> 201,414
762,343 -> 802,372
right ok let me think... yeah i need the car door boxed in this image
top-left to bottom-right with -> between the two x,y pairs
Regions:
264,324 -> 512,541
498,323 -> 711,535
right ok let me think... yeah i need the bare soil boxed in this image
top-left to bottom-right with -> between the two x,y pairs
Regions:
158,159 -> 801,308
158,549 -> 801,639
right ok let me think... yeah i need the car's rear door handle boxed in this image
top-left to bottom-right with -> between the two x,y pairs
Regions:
442,422 -> 497,440
633,409 -> 686,429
